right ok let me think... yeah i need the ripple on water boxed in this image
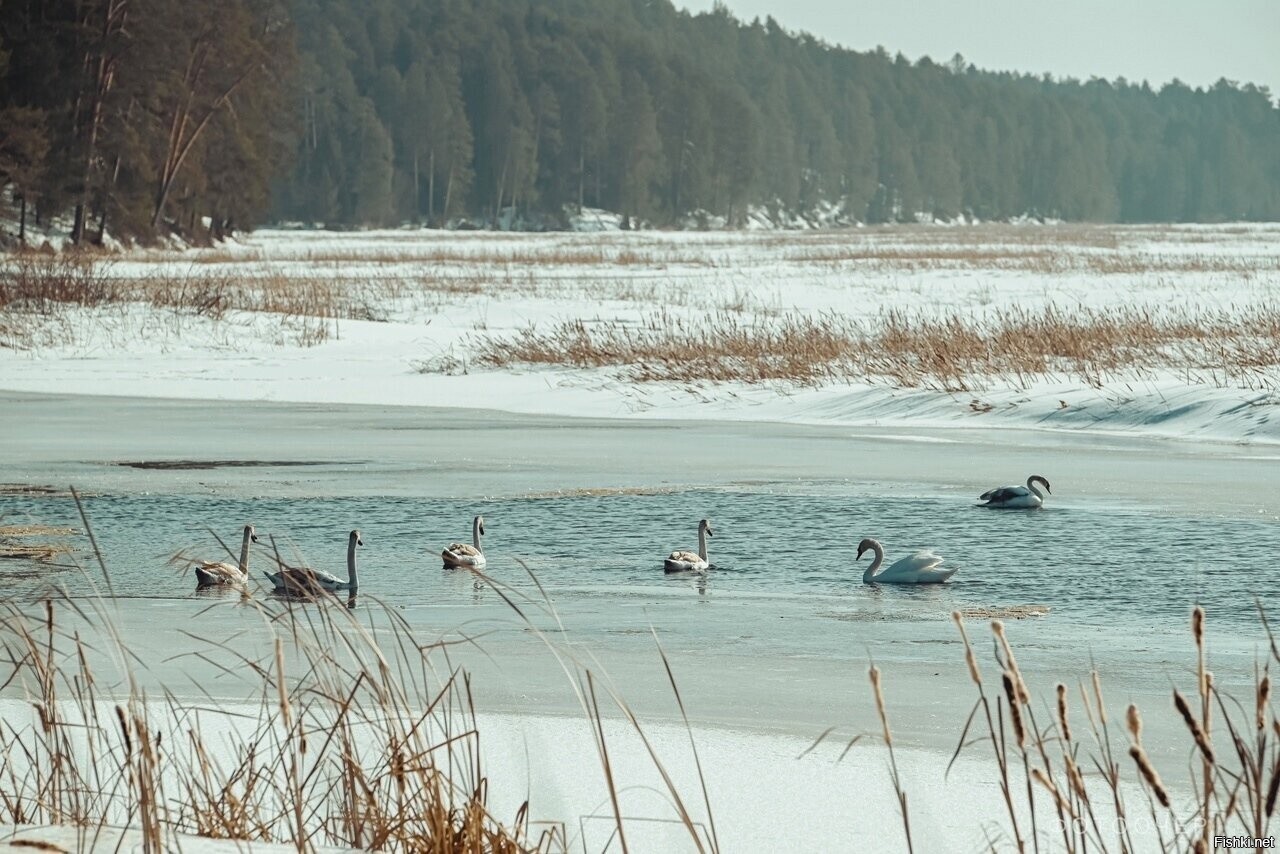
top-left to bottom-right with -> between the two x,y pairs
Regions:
0,489 -> 1276,632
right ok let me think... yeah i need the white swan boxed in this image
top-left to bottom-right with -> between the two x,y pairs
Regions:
664,519 -> 712,573
442,516 -> 486,569
979,475 -> 1051,509
265,530 -> 362,593
193,524 -> 257,586
857,537 -> 955,584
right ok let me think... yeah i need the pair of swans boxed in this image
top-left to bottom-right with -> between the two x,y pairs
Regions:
660,520 -> 954,585
854,473 -> 1052,583
191,525 -> 361,594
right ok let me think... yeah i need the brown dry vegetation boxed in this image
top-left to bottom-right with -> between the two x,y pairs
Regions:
0,254 -> 397,348
464,305 -> 1280,392
110,224 -> 1280,276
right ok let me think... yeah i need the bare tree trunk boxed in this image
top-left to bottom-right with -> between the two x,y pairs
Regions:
96,203 -> 108,245
151,41 -> 258,231
412,150 -> 419,222
73,0 -> 127,244
443,162 -> 454,222
495,146 -> 509,220
427,149 -> 435,223
18,195 -> 26,244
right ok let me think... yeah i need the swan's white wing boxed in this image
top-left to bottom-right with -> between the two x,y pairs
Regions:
888,550 -> 944,574
873,550 -> 949,583
272,566 -> 342,589
668,550 -> 701,563
980,485 -> 1028,503
446,543 -> 482,557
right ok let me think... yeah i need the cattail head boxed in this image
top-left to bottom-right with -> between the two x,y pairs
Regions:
992,620 -> 1029,704
1126,703 -> 1143,744
1192,606 -> 1205,648
1128,744 -> 1171,808
1173,689 -> 1215,764
952,611 -> 982,686
1265,762 -> 1279,818
115,704 -> 132,758
1056,683 -> 1071,742
869,664 -> 892,746
1003,671 -> 1026,748
1257,674 -> 1270,732
1065,754 -> 1088,801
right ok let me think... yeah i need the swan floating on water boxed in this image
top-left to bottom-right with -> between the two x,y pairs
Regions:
857,537 -> 955,584
979,475 -> 1051,509
265,530 -> 362,593
193,524 -> 257,587
665,519 -> 712,573
442,516 -> 486,569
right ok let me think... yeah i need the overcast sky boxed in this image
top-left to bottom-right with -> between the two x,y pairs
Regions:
677,0 -> 1280,96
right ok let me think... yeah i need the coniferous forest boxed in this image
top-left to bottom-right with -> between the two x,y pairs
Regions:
2,0 -> 1279,243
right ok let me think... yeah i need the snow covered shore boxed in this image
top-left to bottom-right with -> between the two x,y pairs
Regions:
2,224 -> 1277,443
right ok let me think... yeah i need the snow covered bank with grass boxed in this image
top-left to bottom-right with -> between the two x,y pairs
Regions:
2,224 -> 1279,443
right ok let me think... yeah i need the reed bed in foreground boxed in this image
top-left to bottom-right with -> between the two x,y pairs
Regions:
827,606 -> 1279,852
0,593 -> 562,852
0,499 -> 720,854
465,305 -> 1280,392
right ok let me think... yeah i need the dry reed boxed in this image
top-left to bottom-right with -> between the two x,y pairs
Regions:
463,303 -> 1280,392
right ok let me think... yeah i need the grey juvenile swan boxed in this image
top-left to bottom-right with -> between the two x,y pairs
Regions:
193,524 -> 257,587
265,530 -> 362,593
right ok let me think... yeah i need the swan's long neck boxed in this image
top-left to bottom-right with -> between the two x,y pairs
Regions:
697,526 -> 708,561
238,529 -> 252,573
1026,476 -> 1044,499
473,518 -> 483,551
862,541 -> 885,584
347,540 -> 359,591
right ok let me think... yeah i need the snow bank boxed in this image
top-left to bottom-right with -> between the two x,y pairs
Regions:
2,225 -> 1278,444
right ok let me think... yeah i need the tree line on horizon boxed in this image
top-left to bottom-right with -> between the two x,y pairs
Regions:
2,0 -> 1279,244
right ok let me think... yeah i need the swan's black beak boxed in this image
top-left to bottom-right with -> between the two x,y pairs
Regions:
251,534 -> 259,543
856,547 -> 866,561
357,536 -> 364,546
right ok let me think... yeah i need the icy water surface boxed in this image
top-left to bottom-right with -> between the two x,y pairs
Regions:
4,482 -> 1277,633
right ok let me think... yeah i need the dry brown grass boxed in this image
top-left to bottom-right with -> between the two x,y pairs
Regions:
462,304 -> 1280,392
0,254 -> 401,348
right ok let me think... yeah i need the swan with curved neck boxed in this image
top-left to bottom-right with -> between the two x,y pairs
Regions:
194,524 -> 257,586
979,475 -> 1052,509
664,519 -> 712,573
442,516 -> 486,568
857,537 -> 955,584
265,530 -> 362,593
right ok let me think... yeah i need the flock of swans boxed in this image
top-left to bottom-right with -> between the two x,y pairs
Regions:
187,475 -> 1052,593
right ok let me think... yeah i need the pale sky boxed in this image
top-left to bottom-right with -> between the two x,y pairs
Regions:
677,0 -> 1280,96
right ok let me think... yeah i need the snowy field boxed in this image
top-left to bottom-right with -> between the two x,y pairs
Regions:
2,223 -> 1279,443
